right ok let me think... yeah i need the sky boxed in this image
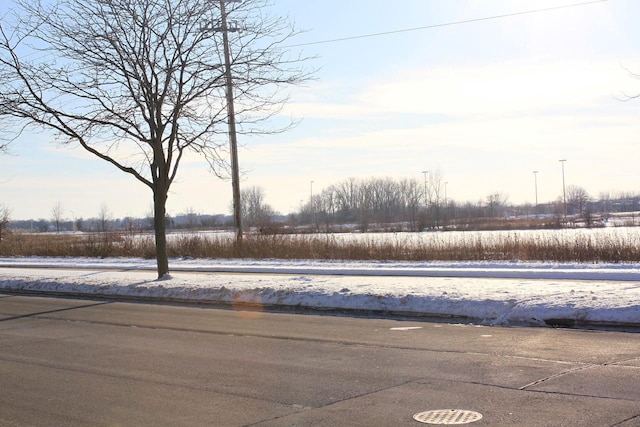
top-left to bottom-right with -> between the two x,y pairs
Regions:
1,255 -> 639,327
2,0 -> 640,220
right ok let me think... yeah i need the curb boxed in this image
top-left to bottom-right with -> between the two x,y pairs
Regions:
2,287 -> 639,332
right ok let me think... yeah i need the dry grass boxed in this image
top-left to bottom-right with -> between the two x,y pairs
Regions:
1,229 -> 639,263
0,232 -> 154,258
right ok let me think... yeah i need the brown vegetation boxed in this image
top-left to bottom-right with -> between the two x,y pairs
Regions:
1,229 -> 639,263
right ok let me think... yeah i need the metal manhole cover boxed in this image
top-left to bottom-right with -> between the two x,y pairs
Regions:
413,409 -> 483,425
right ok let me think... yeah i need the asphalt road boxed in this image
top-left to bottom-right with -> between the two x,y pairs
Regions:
0,294 -> 639,427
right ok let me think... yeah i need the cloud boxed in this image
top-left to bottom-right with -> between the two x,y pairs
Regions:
242,52 -> 640,208
285,56 -> 636,121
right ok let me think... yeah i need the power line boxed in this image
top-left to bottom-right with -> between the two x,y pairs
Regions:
288,0 -> 608,48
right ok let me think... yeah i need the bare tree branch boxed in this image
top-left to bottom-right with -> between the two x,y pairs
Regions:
0,0 -> 311,277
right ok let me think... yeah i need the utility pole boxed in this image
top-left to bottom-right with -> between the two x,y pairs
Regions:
559,159 -> 567,220
219,0 -> 243,242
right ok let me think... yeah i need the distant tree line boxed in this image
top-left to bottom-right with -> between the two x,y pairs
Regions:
4,179 -> 640,234
7,203 -> 236,234
291,178 -> 640,232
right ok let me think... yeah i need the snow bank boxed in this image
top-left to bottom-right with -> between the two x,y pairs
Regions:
0,257 -> 639,328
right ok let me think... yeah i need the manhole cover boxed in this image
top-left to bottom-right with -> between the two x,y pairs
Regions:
413,409 -> 483,425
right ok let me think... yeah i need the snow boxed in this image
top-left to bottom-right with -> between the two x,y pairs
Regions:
1,257 -> 639,328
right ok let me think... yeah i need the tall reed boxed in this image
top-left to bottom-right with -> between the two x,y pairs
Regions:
1,229 -> 639,262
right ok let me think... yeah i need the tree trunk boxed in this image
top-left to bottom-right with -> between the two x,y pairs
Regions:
153,187 -> 170,279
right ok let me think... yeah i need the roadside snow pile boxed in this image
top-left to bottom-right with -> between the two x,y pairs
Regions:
0,257 -> 639,327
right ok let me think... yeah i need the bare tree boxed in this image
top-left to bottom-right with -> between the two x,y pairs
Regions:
0,204 -> 10,241
369,177 -> 400,225
398,178 -> 421,231
75,217 -> 84,232
332,178 -> 360,223
184,207 -> 201,230
486,192 -> 508,219
427,169 -> 445,228
97,203 -> 112,233
317,187 -> 338,231
51,201 -> 64,233
0,0 -> 309,278
598,191 -> 613,219
566,185 -> 590,215
307,177 -> 434,231
240,186 -> 274,230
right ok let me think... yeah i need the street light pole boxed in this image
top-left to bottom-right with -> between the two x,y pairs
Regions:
559,159 -> 567,220
533,171 -> 538,216
310,180 -> 314,230
219,0 -> 242,242
443,181 -> 448,228
444,182 -> 448,206
421,170 -> 429,206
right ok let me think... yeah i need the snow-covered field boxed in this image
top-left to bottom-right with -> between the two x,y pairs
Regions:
171,226 -> 640,247
1,257 -> 639,328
